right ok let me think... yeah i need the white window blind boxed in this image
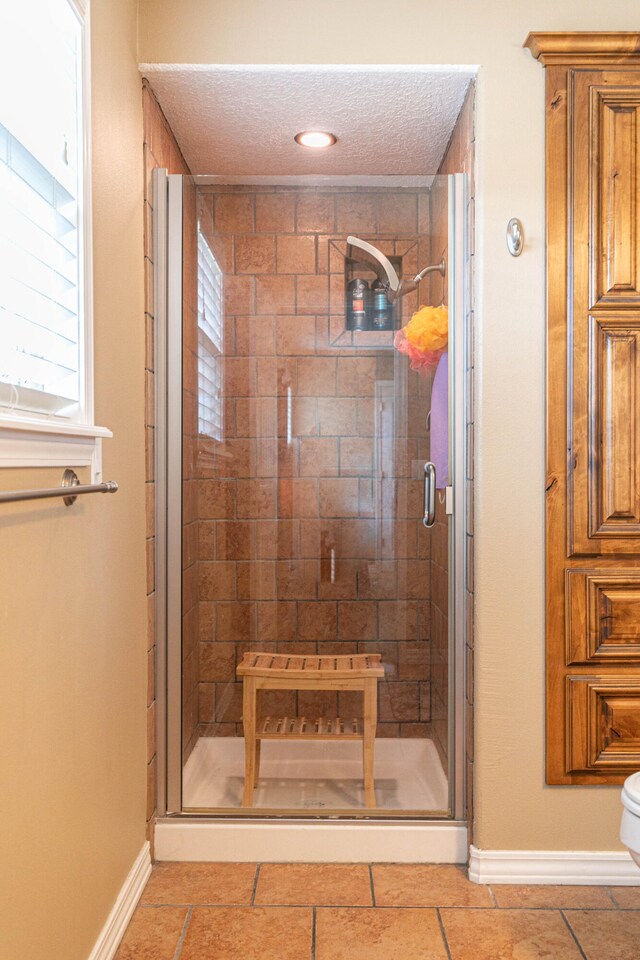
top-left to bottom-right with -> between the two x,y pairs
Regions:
0,0 -> 84,419
197,227 -> 224,440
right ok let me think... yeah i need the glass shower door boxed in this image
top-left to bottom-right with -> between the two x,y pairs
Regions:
158,172 -> 468,818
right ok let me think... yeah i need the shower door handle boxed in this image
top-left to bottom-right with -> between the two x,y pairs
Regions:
423,461 -> 436,528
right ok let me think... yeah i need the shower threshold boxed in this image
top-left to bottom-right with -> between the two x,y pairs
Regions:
182,736 -> 448,813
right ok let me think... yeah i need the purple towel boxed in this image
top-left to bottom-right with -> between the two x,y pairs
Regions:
430,350 -> 449,489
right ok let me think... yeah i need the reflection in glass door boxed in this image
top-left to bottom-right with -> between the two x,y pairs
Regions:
157,172 -> 468,818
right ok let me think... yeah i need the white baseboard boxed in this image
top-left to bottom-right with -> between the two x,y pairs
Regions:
87,842 -> 152,960
155,819 -> 467,863
469,844 -> 640,885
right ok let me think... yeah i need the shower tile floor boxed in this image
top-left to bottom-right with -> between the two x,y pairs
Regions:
183,737 -> 448,812
116,862 -> 640,960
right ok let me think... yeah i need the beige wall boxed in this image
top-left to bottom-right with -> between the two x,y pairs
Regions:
0,2 -> 147,958
138,0 -> 640,850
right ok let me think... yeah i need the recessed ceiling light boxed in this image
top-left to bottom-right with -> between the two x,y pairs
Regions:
294,131 -> 337,149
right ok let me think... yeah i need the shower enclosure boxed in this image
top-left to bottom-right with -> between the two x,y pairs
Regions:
154,172 -> 468,820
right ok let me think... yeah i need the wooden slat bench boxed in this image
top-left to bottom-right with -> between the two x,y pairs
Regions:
237,652 -> 385,808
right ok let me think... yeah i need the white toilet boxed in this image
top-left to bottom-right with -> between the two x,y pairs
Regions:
621,772 -> 640,868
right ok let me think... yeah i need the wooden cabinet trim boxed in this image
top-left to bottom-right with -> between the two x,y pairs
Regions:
525,32 -> 640,66
545,62 -> 571,784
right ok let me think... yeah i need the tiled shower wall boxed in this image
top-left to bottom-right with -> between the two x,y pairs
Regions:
194,185 -> 438,739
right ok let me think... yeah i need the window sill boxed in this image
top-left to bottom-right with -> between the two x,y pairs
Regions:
0,415 -> 112,480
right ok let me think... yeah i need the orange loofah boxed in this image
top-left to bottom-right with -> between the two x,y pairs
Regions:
404,305 -> 448,352
394,305 -> 448,373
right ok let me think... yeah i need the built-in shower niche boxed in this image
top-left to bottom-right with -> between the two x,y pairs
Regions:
329,238 -> 418,349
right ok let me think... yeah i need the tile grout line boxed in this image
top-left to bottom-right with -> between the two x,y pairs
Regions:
173,906 -> 193,960
368,864 -> 377,907
134,901 -> 633,912
560,910 -> 588,960
251,863 -> 261,906
311,906 -> 317,960
436,908 -> 453,960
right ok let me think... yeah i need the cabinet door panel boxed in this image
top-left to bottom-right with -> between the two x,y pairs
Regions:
570,316 -> 640,552
567,676 -> 640,774
567,569 -> 640,663
591,86 -> 640,307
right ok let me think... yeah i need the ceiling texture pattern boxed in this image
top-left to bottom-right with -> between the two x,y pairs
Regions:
142,66 -> 475,179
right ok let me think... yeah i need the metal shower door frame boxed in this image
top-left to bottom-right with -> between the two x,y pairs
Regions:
154,169 -> 184,815
154,171 -> 470,822
448,172 -> 469,822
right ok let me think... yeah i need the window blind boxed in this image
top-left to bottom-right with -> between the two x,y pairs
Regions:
197,227 -> 224,440
0,0 -> 82,418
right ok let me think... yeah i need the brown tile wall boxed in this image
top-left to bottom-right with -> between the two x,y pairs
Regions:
431,85 -> 476,807
194,185 -> 436,739
142,80 -> 193,828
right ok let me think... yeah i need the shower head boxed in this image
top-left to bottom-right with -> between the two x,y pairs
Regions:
347,235 -> 446,304
347,236 -> 401,299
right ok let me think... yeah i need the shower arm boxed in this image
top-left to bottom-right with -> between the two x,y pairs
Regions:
413,259 -> 447,284
346,236 -> 446,303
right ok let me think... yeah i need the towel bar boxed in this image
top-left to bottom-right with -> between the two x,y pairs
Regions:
0,469 -> 119,506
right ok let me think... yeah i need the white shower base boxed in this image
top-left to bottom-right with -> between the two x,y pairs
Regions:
183,736 -> 448,813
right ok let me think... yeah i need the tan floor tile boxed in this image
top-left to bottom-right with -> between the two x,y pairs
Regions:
491,884 -> 615,909
140,862 -> 257,905
609,886 -> 640,909
315,907 -> 449,960
114,906 -> 187,959
180,906 -> 313,960
441,908 -> 582,959
372,864 -> 493,907
255,863 -> 372,906
565,909 -> 640,960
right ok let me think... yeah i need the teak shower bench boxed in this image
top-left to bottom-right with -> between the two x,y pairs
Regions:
237,652 -> 385,808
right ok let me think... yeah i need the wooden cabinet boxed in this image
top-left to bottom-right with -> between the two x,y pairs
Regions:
526,34 -> 640,783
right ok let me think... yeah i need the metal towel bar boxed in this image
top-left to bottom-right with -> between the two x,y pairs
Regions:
0,469 -> 119,506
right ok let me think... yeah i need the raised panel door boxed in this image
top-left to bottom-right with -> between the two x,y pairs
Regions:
591,86 -> 640,307
570,314 -> 640,553
566,569 -> 640,663
567,675 -> 640,774
570,73 -> 640,557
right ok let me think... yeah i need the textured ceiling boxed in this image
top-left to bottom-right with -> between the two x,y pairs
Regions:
142,66 -> 475,179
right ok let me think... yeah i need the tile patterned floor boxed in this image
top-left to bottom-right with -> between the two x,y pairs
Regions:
115,862 -> 640,960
